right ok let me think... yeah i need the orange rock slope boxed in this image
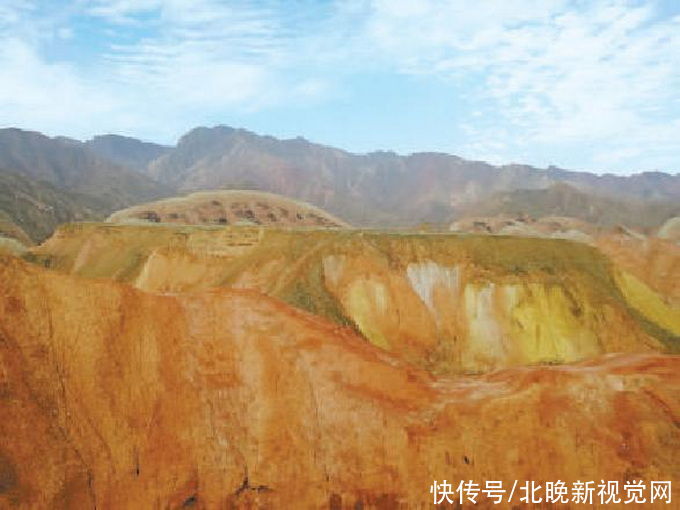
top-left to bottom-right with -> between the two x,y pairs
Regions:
450,215 -> 680,307
1,255 -> 679,508
29,224 -> 679,375
595,233 -> 680,306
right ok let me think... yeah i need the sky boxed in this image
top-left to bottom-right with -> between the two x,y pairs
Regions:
1,0 -> 679,175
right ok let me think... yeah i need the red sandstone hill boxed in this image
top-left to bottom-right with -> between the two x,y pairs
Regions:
1,255 -> 678,508
107,190 -> 350,228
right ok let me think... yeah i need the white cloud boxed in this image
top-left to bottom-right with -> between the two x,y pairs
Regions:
95,0 -> 335,105
0,0 -> 334,141
355,0 -> 680,172
0,0 -> 677,173
85,0 -> 162,24
0,39 -> 118,129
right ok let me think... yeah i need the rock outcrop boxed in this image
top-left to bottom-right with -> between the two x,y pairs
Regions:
29,224 -> 678,374
449,215 -> 680,308
107,190 -> 349,228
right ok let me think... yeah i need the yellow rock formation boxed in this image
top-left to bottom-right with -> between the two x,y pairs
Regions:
28,223 -> 677,375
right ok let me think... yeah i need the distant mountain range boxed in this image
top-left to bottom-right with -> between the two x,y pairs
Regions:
0,125 -> 678,242
85,134 -> 172,172
0,171 -> 110,243
458,181 -> 680,229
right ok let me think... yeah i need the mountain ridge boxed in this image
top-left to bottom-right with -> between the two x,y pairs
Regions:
1,125 -> 678,234
457,181 -> 680,229
0,128 -> 171,209
85,133 -> 171,172
143,125 -> 679,227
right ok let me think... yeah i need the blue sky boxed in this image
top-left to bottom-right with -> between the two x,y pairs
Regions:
1,1 -> 678,175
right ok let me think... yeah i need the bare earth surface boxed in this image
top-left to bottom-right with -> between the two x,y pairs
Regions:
1,255 -> 679,508
107,190 -> 349,229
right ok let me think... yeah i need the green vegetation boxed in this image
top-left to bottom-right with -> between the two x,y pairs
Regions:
0,172 -> 109,242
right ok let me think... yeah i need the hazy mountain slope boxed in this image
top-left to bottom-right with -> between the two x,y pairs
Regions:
546,166 -> 680,201
658,216 -> 680,241
108,190 -> 350,228
85,134 -> 171,172
2,125 -> 678,230
0,210 -> 32,245
0,126 -> 680,232
458,182 -> 680,229
0,171 -> 109,242
0,128 -> 171,211
2,254 -> 678,507
145,126 -> 552,226
143,125 -> 680,228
